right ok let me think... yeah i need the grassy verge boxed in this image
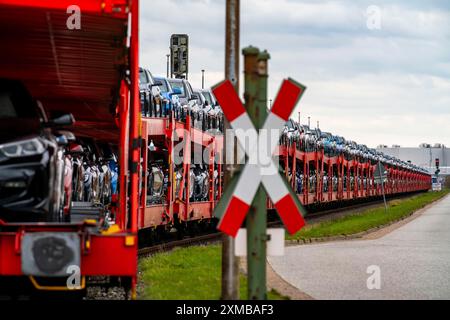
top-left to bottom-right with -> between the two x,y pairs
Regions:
138,244 -> 288,300
287,190 -> 449,241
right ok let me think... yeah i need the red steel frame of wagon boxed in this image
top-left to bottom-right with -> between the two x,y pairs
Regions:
274,146 -> 431,207
139,114 -> 223,230
0,0 -> 139,297
140,115 -> 430,231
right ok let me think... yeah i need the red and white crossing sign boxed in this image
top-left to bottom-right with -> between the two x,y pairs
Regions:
212,78 -> 307,237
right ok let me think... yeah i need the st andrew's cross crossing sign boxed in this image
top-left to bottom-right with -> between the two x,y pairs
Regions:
212,79 -> 307,237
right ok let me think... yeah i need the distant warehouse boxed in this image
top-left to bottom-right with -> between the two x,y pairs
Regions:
376,143 -> 449,176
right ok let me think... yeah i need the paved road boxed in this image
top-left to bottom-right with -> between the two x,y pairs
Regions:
269,195 -> 450,299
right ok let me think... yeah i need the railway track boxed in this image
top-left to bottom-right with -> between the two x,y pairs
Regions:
138,192 -> 426,259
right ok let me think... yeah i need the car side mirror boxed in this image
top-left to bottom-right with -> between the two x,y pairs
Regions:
204,100 -> 209,106
46,113 -> 75,127
214,101 -> 219,107
68,143 -> 84,154
189,94 -> 199,102
57,130 -> 76,142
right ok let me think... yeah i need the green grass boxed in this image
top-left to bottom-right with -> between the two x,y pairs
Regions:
138,244 -> 288,300
287,190 -> 450,241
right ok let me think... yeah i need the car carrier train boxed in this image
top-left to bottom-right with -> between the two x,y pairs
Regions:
0,0 -> 430,299
132,84 -> 430,244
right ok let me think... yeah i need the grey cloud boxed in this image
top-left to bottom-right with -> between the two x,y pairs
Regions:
140,0 -> 450,147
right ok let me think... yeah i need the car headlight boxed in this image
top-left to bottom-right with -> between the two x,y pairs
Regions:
0,138 -> 45,159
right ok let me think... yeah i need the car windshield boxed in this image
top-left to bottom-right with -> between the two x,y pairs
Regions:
0,92 -> 17,118
168,81 -> 185,97
0,88 -> 37,119
203,92 -> 214,106
139,69 -> 148,84
155,79 -> 169,93
198,93 -> 205,105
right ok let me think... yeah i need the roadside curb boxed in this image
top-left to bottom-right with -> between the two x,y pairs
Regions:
285,218 -> 406,246
286,192 -> 450,246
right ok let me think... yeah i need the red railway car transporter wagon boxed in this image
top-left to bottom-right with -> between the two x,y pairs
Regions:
274,147 -> 431,208
0,0 -> 139,298
139,115 -> 223,232
138,112 -> 430,238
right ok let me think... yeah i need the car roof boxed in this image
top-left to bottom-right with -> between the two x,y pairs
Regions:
168,78 -> 183,83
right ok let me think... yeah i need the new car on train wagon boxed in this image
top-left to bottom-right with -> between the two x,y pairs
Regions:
0,78 -> 74,222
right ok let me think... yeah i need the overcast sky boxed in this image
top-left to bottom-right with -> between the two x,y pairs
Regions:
140,0 -> 450,148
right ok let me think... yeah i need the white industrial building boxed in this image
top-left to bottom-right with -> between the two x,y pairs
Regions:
376,143 -> 449,176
